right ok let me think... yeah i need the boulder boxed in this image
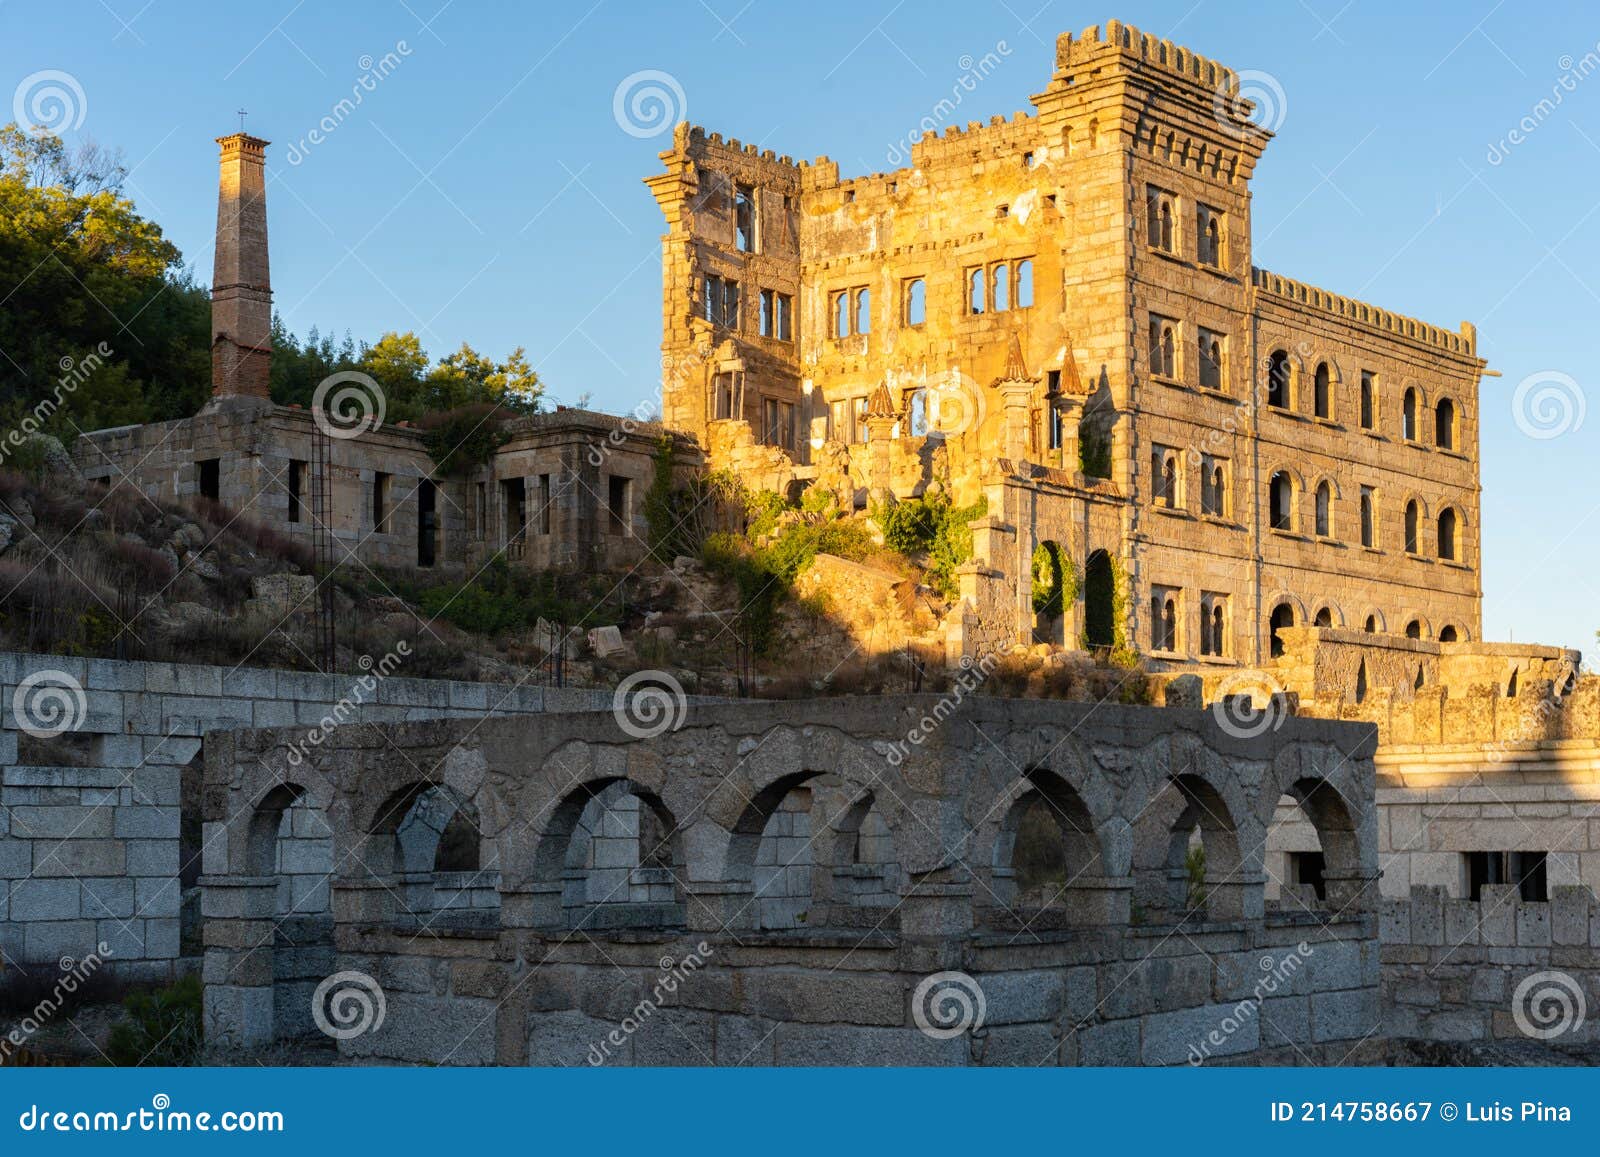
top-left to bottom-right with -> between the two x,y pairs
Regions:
586,625 -> 626,658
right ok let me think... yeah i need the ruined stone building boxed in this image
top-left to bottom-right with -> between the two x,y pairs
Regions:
73,133 -> 695,578
649,21 -> 1484,666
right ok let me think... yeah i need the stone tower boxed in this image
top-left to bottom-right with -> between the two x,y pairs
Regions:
210,132 -> 272,401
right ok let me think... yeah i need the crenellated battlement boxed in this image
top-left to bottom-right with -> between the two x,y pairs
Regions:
1055,20 -> 1238,95
1253,267 -> 1480,359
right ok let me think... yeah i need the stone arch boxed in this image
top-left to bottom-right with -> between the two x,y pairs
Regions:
1434,395 -> 1458,450
394,786 -> 499,929
1312,474 -> 1338,538
811,788 -> 902,919
1265,347 -> 1296,410
1267,466 -> 1300,531
985,766 -> 1113,923
1438,623 -> 1463,643
1311,358 -> 1336,419
1401,612 -> 1431,641
1082,549 -> 1115,649
1031,539 -> 1067,646
1360,606 -> 1387,635
1312,603 -> 1341,628
1437,505 -> 1460,561
1401,381 -> 1427,441
529,776 -> 686,929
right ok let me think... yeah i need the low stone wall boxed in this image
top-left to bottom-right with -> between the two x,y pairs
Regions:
1381,885 -> 1600,1044
0,651 -> 609,976
200,696 -> 1382,1065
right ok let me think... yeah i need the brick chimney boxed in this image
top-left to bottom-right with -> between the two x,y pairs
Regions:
210,132 -> 272,400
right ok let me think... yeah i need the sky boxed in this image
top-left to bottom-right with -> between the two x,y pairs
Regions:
4,0 -> 1598,655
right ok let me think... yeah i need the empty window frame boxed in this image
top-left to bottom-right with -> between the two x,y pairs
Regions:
1464,851 -> 1547,902
1198,328 -> 1226,390
1196,203 -> 1224,267
1148,315 -> 1178,379
734,183 -> 757,252
538,473 -> 553,535
1359,486 -> 1376,548
1199,593 -> 1228,657
759,289 -> 793,340
1150,445 -> 1182,509
704,274 -> 740,328
904,277 -> 927,326
762,397 -> 795,450
1150,586 -> 1179,652
372,471 -> 390,531
1200,455 -> 1228,517
607,475 -> 631,536
287,459 -> 305,524
197,457 -> 220,501
966,260 -> 1033,315
1359,371 -> 1377,430
1146,185 -> 1176,253
832,287 -> 870,337
712,372 -> 739,421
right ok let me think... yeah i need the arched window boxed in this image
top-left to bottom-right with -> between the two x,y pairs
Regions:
1359,488 -> 1375,548
1158,200 -> 1174,251
1151,593 -> 1177,652
1355,660 -> 1368,703
1364,614 -> 1378,633
1205,214 -> 1221,266
1083,550 -> 1114,649
1267,349 -> 1290,409
1405,619 -> 1422,639
905,278 -> 926,326
1402,387 -> 1418,441
1016,260 -> 1033,308
1200,335 -> 1224,390
1314,481 -> 1332,537
834,291 -> 850,338
1269,602 -> 1295,658
1438,507 -> 1458,561
1314,606 -> 1333,628
1439,624 -> 1459,643
969,268 -> 985,314
1404,500 -> 1420,554
855,288 -> 871,334
992,263 -> 1010,312
1160,454 -> 1179,507
1435,397 -> 1456,450
1269,471 -> 1294,531
1313,362 -> 1331,419
1359,371 -> 1375,430
1210,602 -> 1225,656
908,389 -> 929,436
1507,668 -> 1519,697
1161,325 -> 1175,378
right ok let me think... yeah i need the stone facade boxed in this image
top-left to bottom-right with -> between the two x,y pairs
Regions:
73,401 -> 696,574
0,650 -> 612,976
650,21 -> 1485,664
199,695 -> 1380,1065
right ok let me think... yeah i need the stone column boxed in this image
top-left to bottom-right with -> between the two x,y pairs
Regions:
865,415 -> 896,497
998,379 -> 1034,464
1053,394 -> 1084,473
200,875 -> 279,1049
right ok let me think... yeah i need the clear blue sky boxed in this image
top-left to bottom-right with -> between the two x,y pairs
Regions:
6,0 -> 1598,655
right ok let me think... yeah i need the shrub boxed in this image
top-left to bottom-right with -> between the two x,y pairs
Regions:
419,403 -> 510,477
106,975 -> 203,1066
